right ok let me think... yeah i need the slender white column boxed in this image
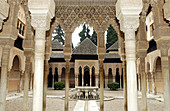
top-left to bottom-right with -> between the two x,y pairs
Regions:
82,70 -> 84,86
0,46 -> 10,111
151,72 -> 155,94
146,74 -> 150,93
125,30 -> 138,111
120,75 -> 122,89
116,1 -> 142,110
33,29 -> 46,111
58,75 -> 61,82
52,70 -> 55,88
19,71 -> 24,93
28,1 -> 55,110
113,76 -> 115,82
75,74 -> 78,87
95,74 -> 98,87
138,74 -> 141,91
160,48 -> 170,111
105,76 -> 108,88
23,57 -> 31,111
90,69 -> 92,86
30,72 -> 33,90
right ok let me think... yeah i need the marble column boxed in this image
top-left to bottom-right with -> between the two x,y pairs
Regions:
82,70 -> 84,86
146,73 -> 150,93
124,30 -> 138,111
160,48 -> 170,111
75,74 -> 78,87
58,75 -> 61,82
23,55 -> 32,111
43,59 -> 49,111
116,0 -> 142,110
151,72 -> 156,94
30,72 -> 33,90
64,59 -> 70,111
58,68 -> 62,82
28,0 -> 55,110
138,74 -> 141,91
97,30 -> 106,111
0,46 -> 11,111
52,68 -> 55,88
64,31 -> 72,111
113,76 -> 116,82
140,57 -> 147,111
105,76 -> 108,88
119,73 -> 122,89
19,71 -> 24,93
6,70 -> 10,95
122,60 -> 127,111
90,69 -> 92,86
95,74 -> 98,87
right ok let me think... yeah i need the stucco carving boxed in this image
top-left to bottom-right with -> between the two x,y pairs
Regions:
0,0 -> 9,30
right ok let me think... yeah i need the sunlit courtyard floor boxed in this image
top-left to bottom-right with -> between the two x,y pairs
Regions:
6,89 -> 164,111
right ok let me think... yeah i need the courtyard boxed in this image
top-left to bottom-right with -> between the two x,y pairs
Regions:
6,89 -> 164,111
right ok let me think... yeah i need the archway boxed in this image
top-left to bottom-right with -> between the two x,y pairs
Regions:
69,68 -> 75,88
155,57 -> 163,93
84,66 -> 90,86
8,56 -> 21,92
48,68 -> 52,88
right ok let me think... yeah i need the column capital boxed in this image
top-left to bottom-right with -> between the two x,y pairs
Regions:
163,0 -> 170,22
0,0 -> 9,30
28,0 -> 55,30
116,0 -> 143,32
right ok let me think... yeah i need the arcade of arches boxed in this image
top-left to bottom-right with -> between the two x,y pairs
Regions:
0,0 -> 170,111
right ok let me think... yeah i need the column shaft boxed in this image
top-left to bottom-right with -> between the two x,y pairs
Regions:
90,74 -> 92,87
95,75 -> 98,87
120,75 -> 122,89
30,72 -> 33,90
0,46 -> 10,111
105,76 -> 108,88
99,60 -> 104,111
58,75 -> 61,82
138,75 -> 141,91
52,68 -> 55,88
160,49 -> 170,111
82,71 -> 84,86
146,74 -> 150,93
125,30 -> 138,111
140,57 -> 147,111
113,76 -> 115,82
43,60 -> 49,111
123,61 -> 127,111
23,60 -> 31,111
151,72 -> 155,94
33,29 -> 46,111
65,60 -> 70,111
19,72 -> 24,93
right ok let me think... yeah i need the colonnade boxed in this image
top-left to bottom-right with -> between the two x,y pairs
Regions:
0,0 -> 169,111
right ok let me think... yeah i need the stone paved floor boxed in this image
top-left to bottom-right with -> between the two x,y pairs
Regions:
6,89 -> 164,111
